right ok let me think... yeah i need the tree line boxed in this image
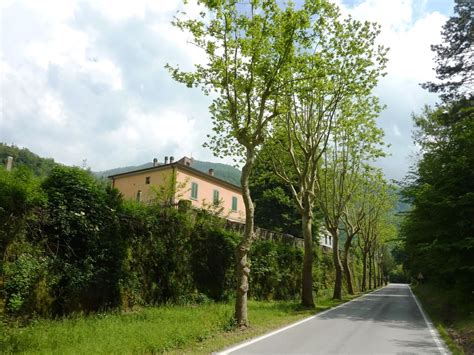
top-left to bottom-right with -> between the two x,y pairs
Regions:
401,0 -> 473,299
168,0 -> 397,327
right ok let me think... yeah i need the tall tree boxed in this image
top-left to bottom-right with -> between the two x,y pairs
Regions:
167,0 -> 311,327
422,0 -> 473,102
266,4 -> 387,306
357,183 -> 396,291
402,98 -> 474,293
401,0 -> 474,302
317,96 -> 386,299
341,169 -> 379,294
342,170 -> 396,293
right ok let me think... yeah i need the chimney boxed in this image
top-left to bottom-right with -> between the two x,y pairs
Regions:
165,156 -> 169,164
153,158 -> 158,167
5,156 -> 13,172
170,156 -> 174,164
208,168 -> 214,176
178,156 -> 192,167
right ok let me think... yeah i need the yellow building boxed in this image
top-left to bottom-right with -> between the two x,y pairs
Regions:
109,156 -> 245,222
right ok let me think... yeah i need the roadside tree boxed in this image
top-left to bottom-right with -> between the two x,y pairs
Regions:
167,0 -> 315,326
421,0 -> 473,102
265,3 -> 387,306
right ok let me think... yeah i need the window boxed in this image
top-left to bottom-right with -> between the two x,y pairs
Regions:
213,189 -> 220,205
145,176 -> 151,184
191,182 -> 198,200
136,190 -> 142,202
231,196 -> 238,211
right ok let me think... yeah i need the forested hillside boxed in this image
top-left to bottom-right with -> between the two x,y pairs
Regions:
0,143 -> 57,176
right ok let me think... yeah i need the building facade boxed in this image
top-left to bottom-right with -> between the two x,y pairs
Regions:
319,226 -> 333,249
109,156 -> 245,222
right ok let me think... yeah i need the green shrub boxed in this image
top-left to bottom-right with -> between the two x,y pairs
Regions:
4,253 -> 42,313
249,240 -> 303,300
118,203 -> 195,306
191,213 -> 239,300
274,242 -> 303,299
41,166 -> 125,314
0,167 -> 46,259
313,249 -> 335,295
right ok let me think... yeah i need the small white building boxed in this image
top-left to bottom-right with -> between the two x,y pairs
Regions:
319,227 -> 333,249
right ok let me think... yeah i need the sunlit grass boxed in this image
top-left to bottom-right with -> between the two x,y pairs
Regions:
1,293 -> 360,354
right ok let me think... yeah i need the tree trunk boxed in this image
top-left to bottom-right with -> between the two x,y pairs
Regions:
352,258 -> 359,293
361,251 -> 367,292
371,255 -> 376,289
342,235 -> 355,295
376,262 -> 379,287
379,263 -> 383,287
331,228 -> 343,300
368,253 -> 373,290
235,153 -> 255,328
373,257 -> 377,288
379,262 -> 383,287
301,209 -> 315,308
377,262 -> 381,287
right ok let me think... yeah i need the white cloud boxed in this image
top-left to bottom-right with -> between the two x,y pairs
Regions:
0,0 -> 451,179
102,108 -> 196,158
0,0 -> 212,169
384,12 -> 446,81
88,0 -> 182,22
2,0 -> 78,20
335,0 -> 448,180
38,92 -> 67,126
25,24 -> 89,69
392,124 -> 401,137
347,0 -> 413,30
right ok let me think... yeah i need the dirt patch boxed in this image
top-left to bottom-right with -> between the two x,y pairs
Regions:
448,327 -> 474,354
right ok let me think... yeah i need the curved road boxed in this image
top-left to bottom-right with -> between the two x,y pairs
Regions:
220,284 -> 448,354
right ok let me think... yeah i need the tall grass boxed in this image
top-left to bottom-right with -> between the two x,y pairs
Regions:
413,283 -> 473,355
1,295 -> 359,354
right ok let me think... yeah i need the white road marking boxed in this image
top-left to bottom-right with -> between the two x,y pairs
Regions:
408,285 -> 449,355
217,286 -> 387,355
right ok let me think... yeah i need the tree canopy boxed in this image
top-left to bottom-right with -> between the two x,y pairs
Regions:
421,0 -> 473,102
402,98 -> 474,292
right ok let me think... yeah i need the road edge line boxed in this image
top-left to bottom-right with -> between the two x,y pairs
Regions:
408,285 -> 449,355
217,286 -> 387,355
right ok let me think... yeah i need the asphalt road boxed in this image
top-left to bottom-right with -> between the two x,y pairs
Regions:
220,284 -> 448,355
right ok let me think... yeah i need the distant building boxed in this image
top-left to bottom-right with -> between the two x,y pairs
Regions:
109,156 -> 245,223
319,226 -> 333,249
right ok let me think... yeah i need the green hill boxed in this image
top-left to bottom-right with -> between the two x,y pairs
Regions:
0,143 -> 58,176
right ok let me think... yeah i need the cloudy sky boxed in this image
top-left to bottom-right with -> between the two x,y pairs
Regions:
0,0 -> 452,179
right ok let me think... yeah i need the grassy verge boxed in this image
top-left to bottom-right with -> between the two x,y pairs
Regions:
412,284 -> 474,355
1,293 -> 361,354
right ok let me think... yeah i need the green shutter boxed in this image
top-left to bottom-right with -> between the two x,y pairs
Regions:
213,190 -> 220,204
191,182 -> 198,199
232,196 -> 238,211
